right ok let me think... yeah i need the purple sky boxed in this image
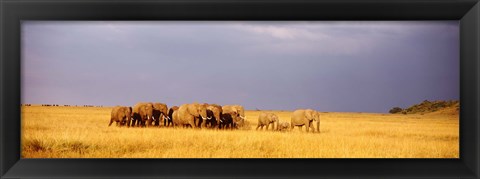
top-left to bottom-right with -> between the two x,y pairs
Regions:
21,21 -> 459,113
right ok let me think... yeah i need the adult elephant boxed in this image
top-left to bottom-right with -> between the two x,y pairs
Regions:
167,106 -> 179,127
132,102 -> 154,127
109,106 -> 132,127
204,104 -> 222,128
222,105 -> 246,129
176,103 -> 209,129
290,109 -> 320,133
256,112 -> 279,131
220,112 -> 234,129
152,103 -> 169,127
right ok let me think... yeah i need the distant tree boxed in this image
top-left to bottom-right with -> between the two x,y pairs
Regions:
389,107 -> 404,114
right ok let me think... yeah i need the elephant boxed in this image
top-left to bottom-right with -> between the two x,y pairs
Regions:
152,103 -> 169,127
172,109 -> 179,127
109,106 -> 132,127
290,109 -> 320,133
204,104 -> 222,128
222,105 -> 246,129
167,106 -> 179,127
176,103 -> 210,129
277,121 -> 290,132
131,102 -> 154,127
256,113 -> 279,131
219,113 -> 233,129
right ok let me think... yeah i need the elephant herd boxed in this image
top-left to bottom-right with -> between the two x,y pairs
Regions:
109,102 -> 321,133
109,102 -> 246,129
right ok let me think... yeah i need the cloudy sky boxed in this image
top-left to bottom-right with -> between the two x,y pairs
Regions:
21,21 -> 459,112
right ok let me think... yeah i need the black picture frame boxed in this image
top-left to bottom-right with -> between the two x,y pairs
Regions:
1,0 -> 479,178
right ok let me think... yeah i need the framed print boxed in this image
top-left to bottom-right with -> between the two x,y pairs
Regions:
1,0 -> 479,178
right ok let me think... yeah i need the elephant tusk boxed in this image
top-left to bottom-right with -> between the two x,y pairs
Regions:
239,116 -> 245,119
207,116 -> 212,120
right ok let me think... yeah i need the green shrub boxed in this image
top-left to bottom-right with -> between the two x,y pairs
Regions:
389,107 -> 404,114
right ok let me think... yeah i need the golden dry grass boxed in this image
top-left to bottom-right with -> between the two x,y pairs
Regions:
21,106 -> 458,158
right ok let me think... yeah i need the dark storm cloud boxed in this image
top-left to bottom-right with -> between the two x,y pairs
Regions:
22,21 -> 459,112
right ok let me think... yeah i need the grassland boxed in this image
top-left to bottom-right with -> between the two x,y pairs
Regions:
21,106 -> 458,158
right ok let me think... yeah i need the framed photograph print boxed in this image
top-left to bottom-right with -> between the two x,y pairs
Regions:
1,0 -> 479,178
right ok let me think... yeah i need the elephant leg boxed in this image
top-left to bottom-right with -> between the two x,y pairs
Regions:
310,125 -> 315,133
108,119 -> 114,127
202,120 -> 208,128
188,117 -> 197,129
198,118 -> 203,128
154,116 -> 159,126
256,124 -> 260,130
305,123 -> 310,132
191,120 -> 198,129
298,126 -> 302,132
127,119 -> 131,128
146,117 -> 152,127
266,123 -> 270,130
189,121 -> 197,129
163,115 -> 167,127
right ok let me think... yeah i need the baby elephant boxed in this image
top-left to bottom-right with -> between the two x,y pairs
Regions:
277,122 -> 290,132
256,113 -> 279,131
109,106 -> 132,127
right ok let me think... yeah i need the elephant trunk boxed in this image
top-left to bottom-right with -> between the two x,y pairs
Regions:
316,120 -> 320,133
164,112 -> 170,120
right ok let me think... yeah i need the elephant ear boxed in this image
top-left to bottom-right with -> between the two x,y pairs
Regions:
270,114 -> 276,122
235,108 -> 242,116
187,104 -> 198,116
305,110 -> 313,120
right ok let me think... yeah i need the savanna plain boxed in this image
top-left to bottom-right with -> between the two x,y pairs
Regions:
21,106 -> 458,158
